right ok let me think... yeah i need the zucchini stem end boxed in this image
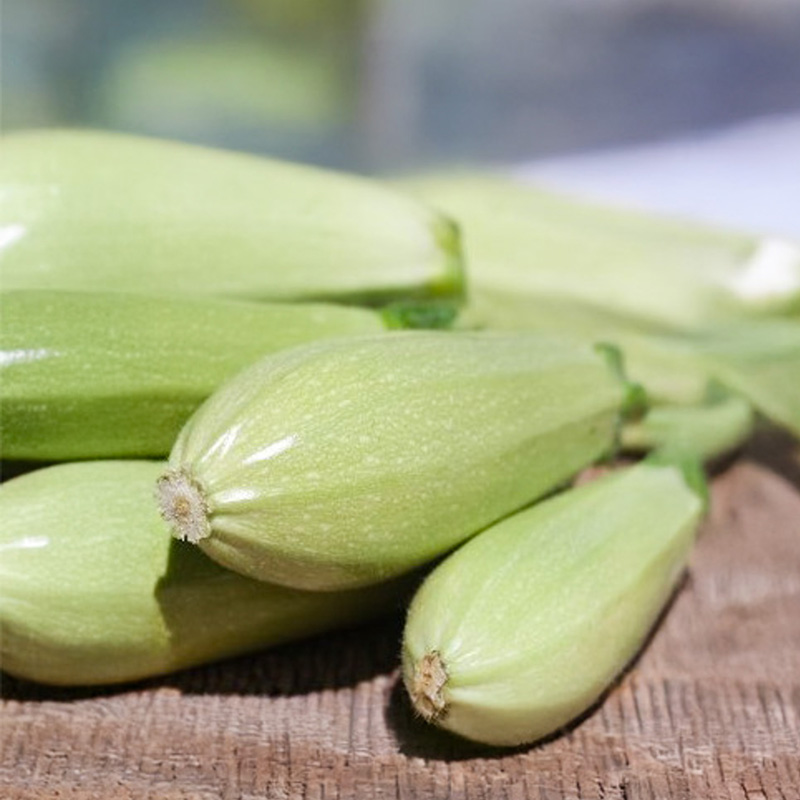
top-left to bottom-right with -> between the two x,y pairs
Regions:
156,468 -> 211,544
411,650 -> 450,722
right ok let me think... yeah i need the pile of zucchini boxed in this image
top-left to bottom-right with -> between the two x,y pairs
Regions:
1,131 -> 798,748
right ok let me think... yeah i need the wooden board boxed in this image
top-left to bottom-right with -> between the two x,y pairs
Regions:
2,433 -> 799,800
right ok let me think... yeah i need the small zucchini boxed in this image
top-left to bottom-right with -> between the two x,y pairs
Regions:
402,456 -> 706,747
459,288 -> 800,441
157,331 -> 631,591
0,290 -> 396,460
458,287 -> 712,404
0,130 -> 464,305
621,393 -> 755,462
689,319 -> 800,439
400,171 -> 800,327
0,461 -> 409,686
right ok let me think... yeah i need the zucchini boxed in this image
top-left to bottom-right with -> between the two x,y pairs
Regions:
0,461 -> 409,686
157,331 -> 631,591
402,457 -> 705,747
400,172 -> 800,327
0,130 -> 464,305
0,290 -> 395,460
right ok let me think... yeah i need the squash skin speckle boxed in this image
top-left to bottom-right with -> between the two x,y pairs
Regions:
0,461 -> 410,687
0,130 -> 465,305
0,290 -> 389,460
161,331 -> 627,591
402,459 -> 705,748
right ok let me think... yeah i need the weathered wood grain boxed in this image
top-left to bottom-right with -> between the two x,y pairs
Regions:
2,437 -> 799,800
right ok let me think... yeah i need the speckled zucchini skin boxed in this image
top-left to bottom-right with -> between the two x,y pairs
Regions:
0,290 -> 388,460
0,130 -> 464,305
402,459 -> 705,747
160,331 -> 627,591
0,461 -> 409,686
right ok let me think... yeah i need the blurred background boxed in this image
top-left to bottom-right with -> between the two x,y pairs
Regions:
4,0 -> 800,177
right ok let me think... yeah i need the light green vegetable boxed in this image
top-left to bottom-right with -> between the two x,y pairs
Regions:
459,288 -> 711,404
402,457 -> 705,747
460,288 -> 800,440
0,290 -> 405,461
400,172 -> 800,327
688,320 -> 800,439
157,331 -> 630,591
0,130 -> 464,305
621,393 -> 755,462
400,172 -> 799,438
0,461 -> 409,686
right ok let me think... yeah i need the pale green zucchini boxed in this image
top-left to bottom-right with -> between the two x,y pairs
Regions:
459,288 -> 712,404
621,394 -> 755,462
0,290 -> 396,460
402,457 -> 705,747
460,288 -> 800,440
400,172 -> 800,327
157,331 -> 630,591
0,130 -> 464,305
688,320 -> 800,439
402,172 -> 799,436
0,461 -> 409,686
